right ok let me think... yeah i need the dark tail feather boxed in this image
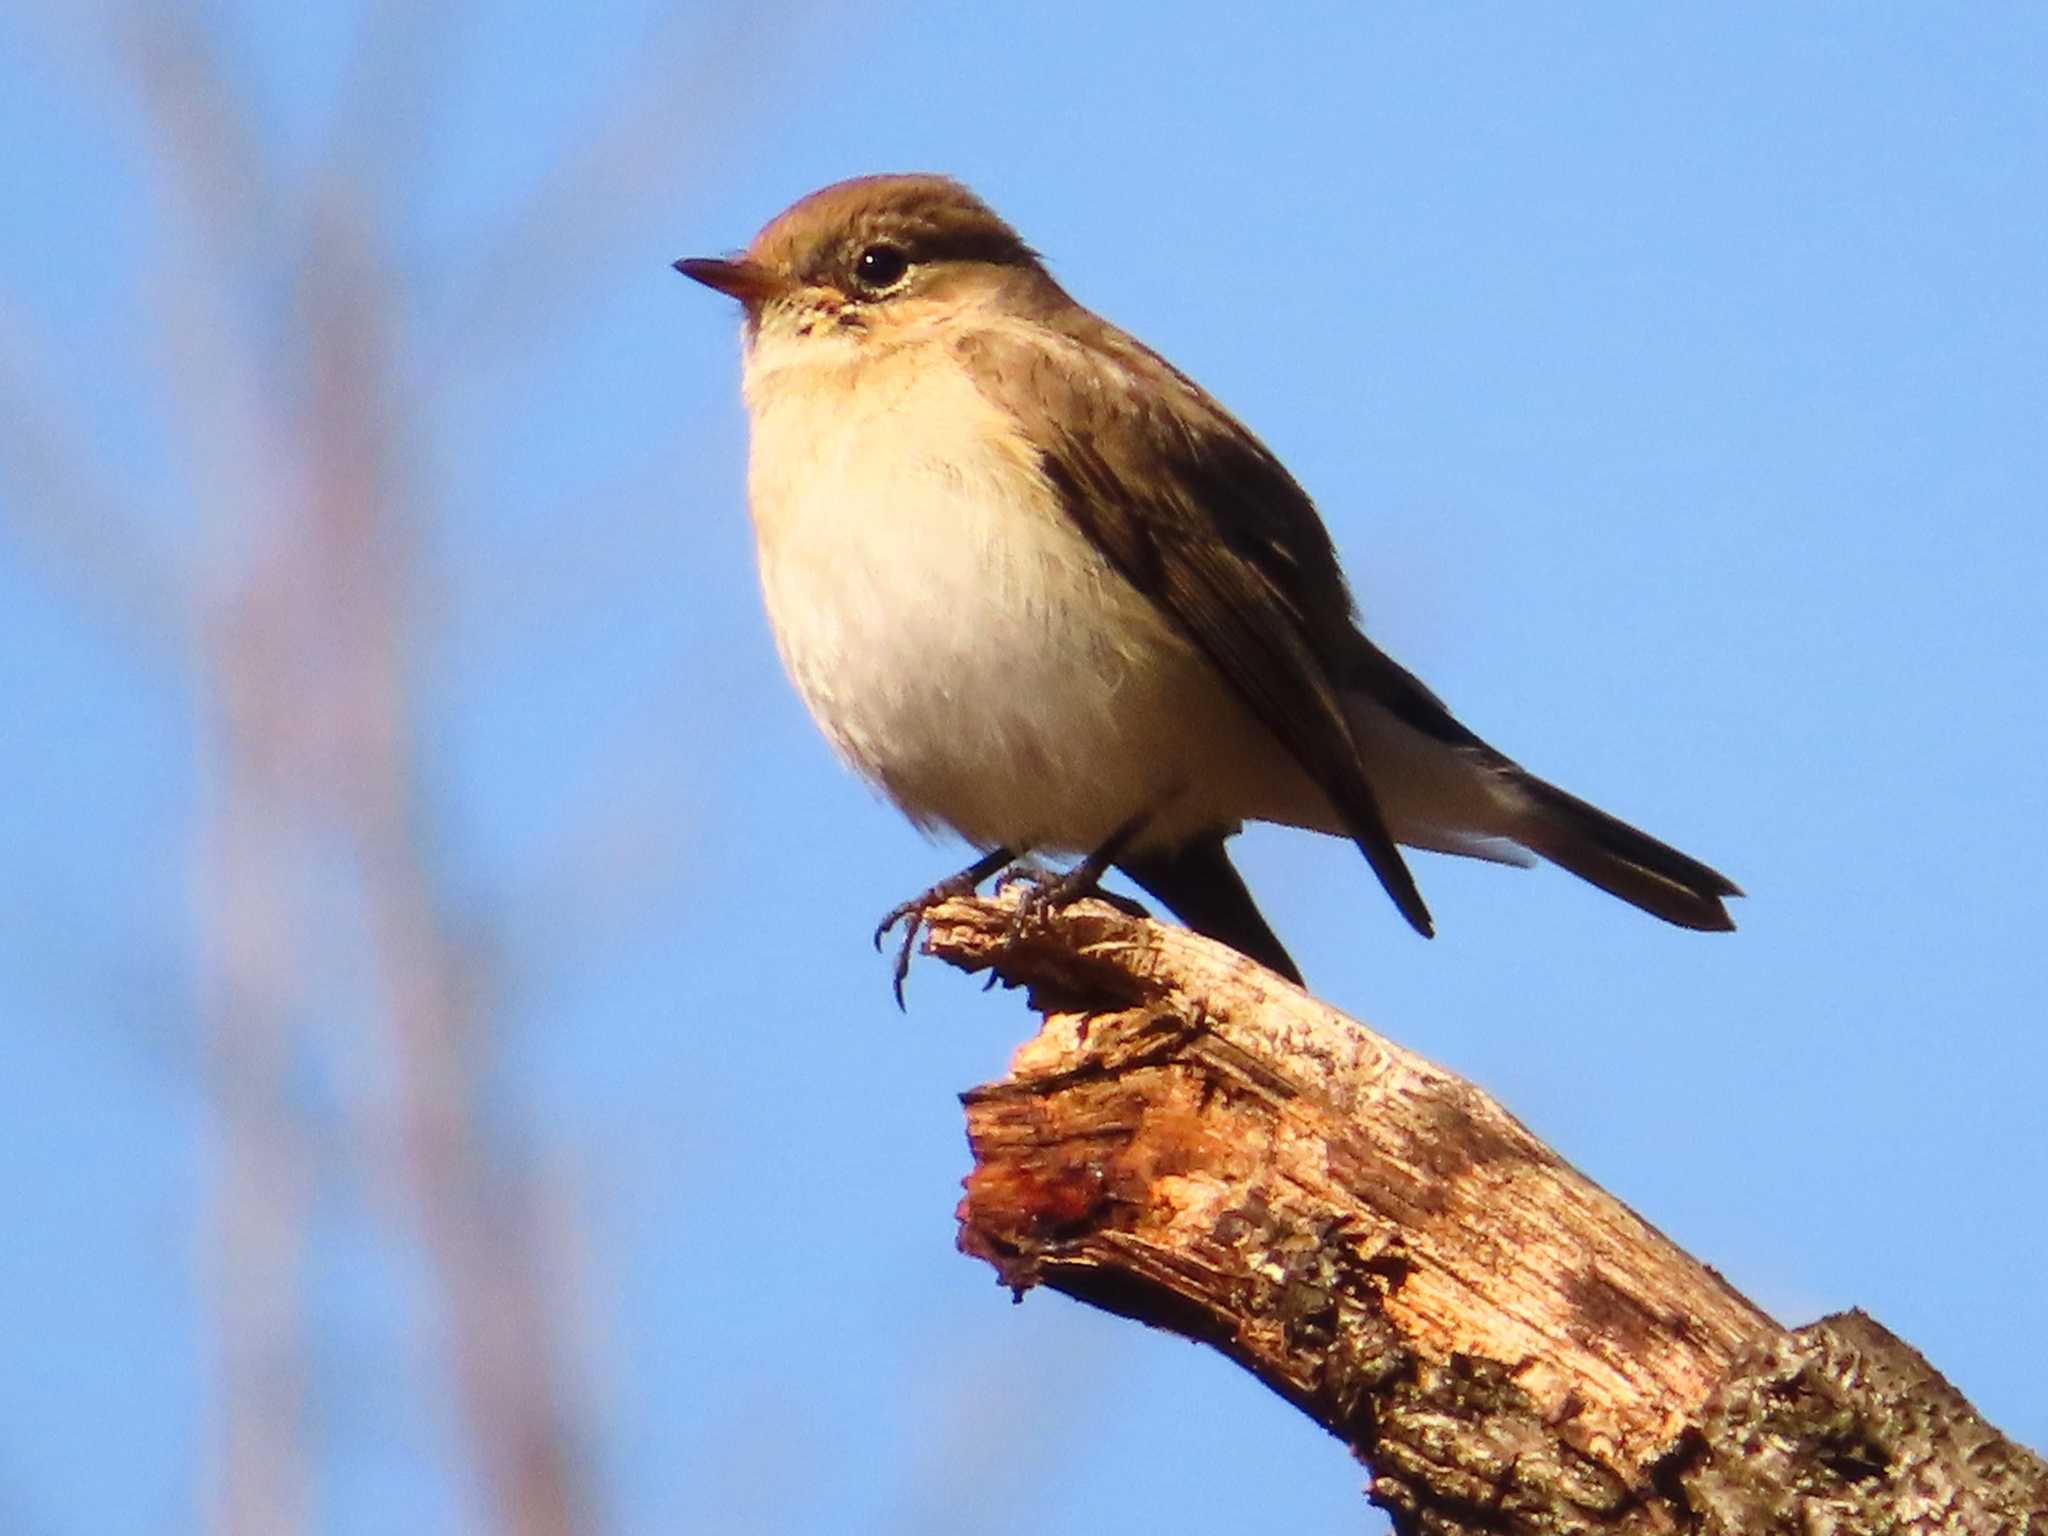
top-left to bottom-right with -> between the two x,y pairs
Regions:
1117,834 -> 1304,984
1514,777 -> 1742,932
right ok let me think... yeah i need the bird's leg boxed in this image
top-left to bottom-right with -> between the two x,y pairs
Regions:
1000,813 -> 1152,944
874,845 -> 1015,1008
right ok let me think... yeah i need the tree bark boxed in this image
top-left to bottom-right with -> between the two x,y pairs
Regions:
925,893 -> 2046,1535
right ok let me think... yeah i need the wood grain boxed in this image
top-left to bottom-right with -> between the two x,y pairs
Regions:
922,892 -> 2044,1533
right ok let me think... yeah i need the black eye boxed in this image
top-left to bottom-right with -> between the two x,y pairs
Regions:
853,243 -> 910,293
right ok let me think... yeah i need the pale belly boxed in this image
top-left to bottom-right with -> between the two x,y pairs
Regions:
742,351 -> 1330,854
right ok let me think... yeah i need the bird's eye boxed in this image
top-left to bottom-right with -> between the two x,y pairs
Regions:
852,243 -> 910,294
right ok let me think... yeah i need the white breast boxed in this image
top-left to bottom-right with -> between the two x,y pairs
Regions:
737,322 -> 1326,855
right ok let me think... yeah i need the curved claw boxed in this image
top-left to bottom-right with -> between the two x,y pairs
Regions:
888,920 -> 923,1010
871,846 -> 1015,1008
872,901 -> 931,1010
873,899 -> 918,954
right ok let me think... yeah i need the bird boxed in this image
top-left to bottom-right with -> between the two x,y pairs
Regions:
675,174 -> 1739,995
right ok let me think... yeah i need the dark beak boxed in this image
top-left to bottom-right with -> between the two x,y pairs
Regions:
672,255 -> 790,305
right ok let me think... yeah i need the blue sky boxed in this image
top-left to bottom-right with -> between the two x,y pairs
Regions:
1,5 -> 2043,1533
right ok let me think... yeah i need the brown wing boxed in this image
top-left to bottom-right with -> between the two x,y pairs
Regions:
955,313 -> 1434,937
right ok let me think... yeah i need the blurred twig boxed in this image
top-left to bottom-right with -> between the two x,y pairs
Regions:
0,297 -> 188,651
6,0 -> 817,1528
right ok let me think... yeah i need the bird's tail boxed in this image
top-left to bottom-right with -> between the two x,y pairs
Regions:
1510,774 -> 1741,931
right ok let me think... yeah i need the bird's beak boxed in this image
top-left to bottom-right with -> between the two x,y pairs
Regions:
673,255 -> 791,306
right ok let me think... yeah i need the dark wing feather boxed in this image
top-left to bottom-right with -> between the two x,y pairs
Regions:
955,314 -> 1434,937
1118,835 -> 1304,983
1337,631 -> 1490,753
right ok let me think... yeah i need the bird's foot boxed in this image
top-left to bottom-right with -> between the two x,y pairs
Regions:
992,850 -> 1149,949
989,855 -> 1059,901
874,820 -> 1152,1004
874,846 -> 1014,1008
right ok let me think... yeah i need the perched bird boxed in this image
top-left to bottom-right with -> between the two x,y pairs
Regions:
677,174 -> 1738,993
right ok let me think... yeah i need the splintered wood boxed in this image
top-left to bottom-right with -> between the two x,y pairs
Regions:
921,894 -> 2046,1534
932,894 -> 1767,1523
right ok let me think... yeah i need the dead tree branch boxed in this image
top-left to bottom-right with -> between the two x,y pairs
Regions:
926,894 -> 2047,1535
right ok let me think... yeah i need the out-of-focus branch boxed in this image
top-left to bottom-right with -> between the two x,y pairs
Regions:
928,894 -> 2048,1534
115,2 -> 278,278
298,187 -> 592,1536
13,4 -> 798,1528
195,582 -> 310,1536
0,300 -> 187,650
88,8 -> 606,1528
